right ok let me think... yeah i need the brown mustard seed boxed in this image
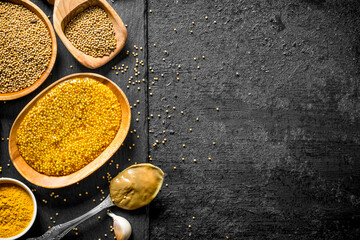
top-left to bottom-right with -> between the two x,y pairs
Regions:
0,1 -> 52,94
64,6 -> 116,58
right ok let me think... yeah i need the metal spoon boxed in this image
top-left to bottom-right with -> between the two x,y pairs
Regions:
27,194 -> 114,240
27,163 -> 164,240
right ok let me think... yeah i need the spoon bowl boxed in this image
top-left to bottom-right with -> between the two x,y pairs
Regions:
8,73 -> 131,188
52,0 -> 127,69
0,0 -> 57,101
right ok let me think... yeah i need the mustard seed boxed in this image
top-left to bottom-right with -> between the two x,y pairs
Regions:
16,78 -> 122,176
64,6 -> 116,58
0,2 -> 52,94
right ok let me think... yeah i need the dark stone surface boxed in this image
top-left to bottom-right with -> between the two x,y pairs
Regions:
147,0 -> 360,239
1,0 -> 360,239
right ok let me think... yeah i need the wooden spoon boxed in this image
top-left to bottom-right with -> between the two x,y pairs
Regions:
49,0 -> 127,69
8,73 -> 131,188
0,0 -> 57,101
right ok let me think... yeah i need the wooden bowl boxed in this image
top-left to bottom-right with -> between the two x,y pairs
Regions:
0,0 -> 57,101
53,0 -> 127,69
8,73 -> 131,189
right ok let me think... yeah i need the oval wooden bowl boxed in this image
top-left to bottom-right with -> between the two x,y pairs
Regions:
8,73 -> 131,189
0,0 -> 57,101
53,0 -> 127,69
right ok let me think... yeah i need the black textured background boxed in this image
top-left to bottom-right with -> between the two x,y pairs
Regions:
1,0 -> 360,239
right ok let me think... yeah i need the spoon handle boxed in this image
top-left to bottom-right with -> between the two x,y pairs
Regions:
27,194 -> 114,240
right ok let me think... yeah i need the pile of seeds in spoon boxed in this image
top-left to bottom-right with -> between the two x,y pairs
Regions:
0,1 -> 52,94
64,6 -> 117,58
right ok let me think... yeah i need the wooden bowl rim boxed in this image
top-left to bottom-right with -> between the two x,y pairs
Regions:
8,73 -> 131,189
53,0 -> 127,69
0,0 -> 57,101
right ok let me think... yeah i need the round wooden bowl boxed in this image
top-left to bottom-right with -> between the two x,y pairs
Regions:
8,73 -> 131,188
0,0 -> 57,101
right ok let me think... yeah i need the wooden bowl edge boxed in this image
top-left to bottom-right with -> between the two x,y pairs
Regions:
9,73 -> 131,188
0,0 -> 57,101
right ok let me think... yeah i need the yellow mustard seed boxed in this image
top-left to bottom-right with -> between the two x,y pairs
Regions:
64,6 -> 116,58
0,1 -> 52,94
16,78 -> 122,176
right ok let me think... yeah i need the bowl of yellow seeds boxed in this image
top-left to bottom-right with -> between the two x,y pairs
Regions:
0,177 -> 37,239
8,73 -> 131,188
0,0 -> 57,101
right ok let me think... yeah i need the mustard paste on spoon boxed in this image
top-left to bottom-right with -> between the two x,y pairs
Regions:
110,163 -> 164,210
